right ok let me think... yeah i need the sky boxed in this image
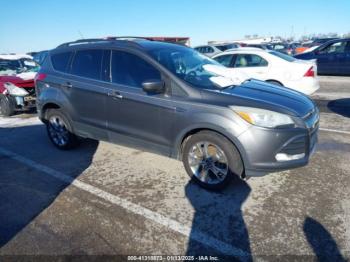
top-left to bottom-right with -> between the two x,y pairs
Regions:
1,0 -> 349,53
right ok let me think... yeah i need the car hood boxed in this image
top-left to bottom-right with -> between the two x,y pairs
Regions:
0,75 -> 35,88
204,79 -> 315,117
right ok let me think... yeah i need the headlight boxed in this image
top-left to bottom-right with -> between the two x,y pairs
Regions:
230,106 -> 295,128
4,82 -> 29,97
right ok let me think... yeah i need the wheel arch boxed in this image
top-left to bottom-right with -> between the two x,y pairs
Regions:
41,102 -> 61,121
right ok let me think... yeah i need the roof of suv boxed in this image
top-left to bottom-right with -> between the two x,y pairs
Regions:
54,38 -> 191,53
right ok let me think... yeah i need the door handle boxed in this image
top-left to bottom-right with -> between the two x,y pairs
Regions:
61,82 -> 73,89
107,90 -> 123,99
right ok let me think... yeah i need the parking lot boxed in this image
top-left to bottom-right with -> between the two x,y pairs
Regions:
0,77 -> 350,260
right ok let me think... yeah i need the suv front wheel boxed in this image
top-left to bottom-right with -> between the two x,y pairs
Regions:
182,131 -> 244,190
45,109 -> 79,150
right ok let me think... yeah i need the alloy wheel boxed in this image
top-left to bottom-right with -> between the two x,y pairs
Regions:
48,115 -> 70,147
188,141 -> 229,185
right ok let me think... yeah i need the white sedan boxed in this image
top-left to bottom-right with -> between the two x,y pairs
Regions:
212,48 -> 320,95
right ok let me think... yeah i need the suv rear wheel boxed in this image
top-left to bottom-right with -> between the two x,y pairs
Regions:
0,95 -> 16,116
182,131 -> 244,190
45,109 -> 79,150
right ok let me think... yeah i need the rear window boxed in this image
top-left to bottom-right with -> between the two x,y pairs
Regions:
71,49 -> 103,80
269,51 -> 296,62
51,52 -> 72,72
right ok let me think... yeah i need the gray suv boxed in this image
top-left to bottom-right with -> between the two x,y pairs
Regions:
35,38 -> 319,190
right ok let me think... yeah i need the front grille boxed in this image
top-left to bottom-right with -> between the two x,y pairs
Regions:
25,87 -> 36,96
280,136 -> 307,155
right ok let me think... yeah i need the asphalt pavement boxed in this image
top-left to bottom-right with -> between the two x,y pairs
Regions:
0,77 -> 349,261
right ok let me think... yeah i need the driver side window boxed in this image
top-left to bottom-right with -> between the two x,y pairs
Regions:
319,41 -> 347,54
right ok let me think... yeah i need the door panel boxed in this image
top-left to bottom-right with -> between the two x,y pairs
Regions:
106,50 -> 175,155
316,41 -> 347,75
65,49 -> 108,140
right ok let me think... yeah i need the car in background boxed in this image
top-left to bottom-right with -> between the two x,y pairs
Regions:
194,43 -> 241,57
0,54 -> 38,116
267,43 -> 291,55
294,38 -> 350,76
212,43 -> 241,51
194,45 -> 222,57
294,38 -> 339,54
33,50 -> 49,65
212,48 -> 319,95
245,43 -> 294,55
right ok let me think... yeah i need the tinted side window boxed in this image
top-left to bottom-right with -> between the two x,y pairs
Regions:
71,49 -> 103,80
320,41 -> 347,54
51,52 -> 72,72
111,51 -> 161,88
207,47 -> 214,53
214,54 -> 234,67
234,54 -> 268,67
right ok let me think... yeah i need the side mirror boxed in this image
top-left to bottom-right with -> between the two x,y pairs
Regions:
142,79 -> 165,94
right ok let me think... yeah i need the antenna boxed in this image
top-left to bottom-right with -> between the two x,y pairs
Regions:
78,30 -> 84,39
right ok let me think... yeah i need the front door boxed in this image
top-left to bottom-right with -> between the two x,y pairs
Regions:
105,50 -> 175,155
316,41 -> 348,75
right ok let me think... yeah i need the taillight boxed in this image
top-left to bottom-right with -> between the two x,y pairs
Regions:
304,67 -> 315,77
34,73 -> 47,83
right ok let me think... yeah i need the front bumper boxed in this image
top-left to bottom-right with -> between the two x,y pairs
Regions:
236,109 -> 319,177
13,95 -> 36,111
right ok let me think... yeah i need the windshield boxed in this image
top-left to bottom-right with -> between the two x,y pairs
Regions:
0,58 -> 39,76
269,51 -> 296,62
148,46 -> 225,89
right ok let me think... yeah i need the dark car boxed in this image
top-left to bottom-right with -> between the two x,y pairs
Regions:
35,38 -> 319,190
294,38 -> 350,76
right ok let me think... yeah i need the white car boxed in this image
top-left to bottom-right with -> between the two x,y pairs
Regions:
212,48 -> 320,95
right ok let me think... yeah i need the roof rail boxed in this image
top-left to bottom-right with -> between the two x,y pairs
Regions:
56,36 -> 151,48
105,36 -> 153,41
56,38 -> 110,48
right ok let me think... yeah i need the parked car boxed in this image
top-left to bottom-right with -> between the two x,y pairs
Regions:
212,43 -> 241,51
245,43 -> 293,55
36,38 -> 319,190
212,48 -> 319,95
194,45 -> 222,57
33,50 -> 49,65
294,38 -> 350,76
0,54 -> 38,116
294,38 -> 339,54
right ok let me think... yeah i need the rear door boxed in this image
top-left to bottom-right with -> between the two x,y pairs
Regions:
64,49 -> 109,140
105,49 -> 175,155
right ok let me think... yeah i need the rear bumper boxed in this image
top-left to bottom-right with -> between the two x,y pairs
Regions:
285,77 -> 320,95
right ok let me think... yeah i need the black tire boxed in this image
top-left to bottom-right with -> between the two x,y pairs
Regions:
45,109 -> 79,150
266,80 -> 283,86
182,131 -> 244,190
0,95 -> 16,116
